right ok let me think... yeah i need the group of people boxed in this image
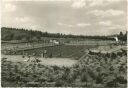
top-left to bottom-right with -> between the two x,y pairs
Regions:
22,49 -> 49,63
22,53 -> 40,63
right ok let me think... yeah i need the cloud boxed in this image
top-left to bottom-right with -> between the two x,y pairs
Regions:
4,0 -> 71,2
3,3 -> 16,12
57,22 -> 73,27
108,25 -> 125,29
89,0 -> 121,7
15,17 -> 31,23
71,0 -> 86,9
71,0 -> 121,8
58,22 -> 91,28
89,9 -> 124,17
99,21 -> 112,26
98,21 -> 126,30
107,9 -> 124,16
30,25 -> 43,30
105,0 -> 120,3
89,0 -> 104,7
1,1 -> 126,35
77,23 -> 91,27
14,17 -> 45,30
57,22 -> 64,26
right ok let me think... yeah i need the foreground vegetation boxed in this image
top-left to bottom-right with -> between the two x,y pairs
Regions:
2,51 -> 127,87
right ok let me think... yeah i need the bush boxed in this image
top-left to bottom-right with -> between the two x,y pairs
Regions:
1,51 -> 127,87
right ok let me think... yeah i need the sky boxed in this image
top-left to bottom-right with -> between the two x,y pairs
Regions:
1,0 -> 127,35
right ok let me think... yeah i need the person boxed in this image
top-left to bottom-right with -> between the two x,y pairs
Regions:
86,49 -> 90,54
33,53 -> 41,63
22,54 -> 25,58
49,53 -> 53,58
114,37 -> 119,44
59,52 -> 62,57
44,49 -> 47,58
35,57 -> 41,63
27,54 -> 31,62
41,52 -> 44,58
22,51 -> 25,58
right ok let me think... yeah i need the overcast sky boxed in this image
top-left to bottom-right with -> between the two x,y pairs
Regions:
1,0 -> 127,35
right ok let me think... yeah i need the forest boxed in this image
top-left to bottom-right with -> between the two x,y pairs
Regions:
1,27 -> 127,42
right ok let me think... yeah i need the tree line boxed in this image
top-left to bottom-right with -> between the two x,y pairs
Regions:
1,27 -> 127,42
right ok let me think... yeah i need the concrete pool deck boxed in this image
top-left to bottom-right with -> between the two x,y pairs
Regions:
1,55 -> 78,67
